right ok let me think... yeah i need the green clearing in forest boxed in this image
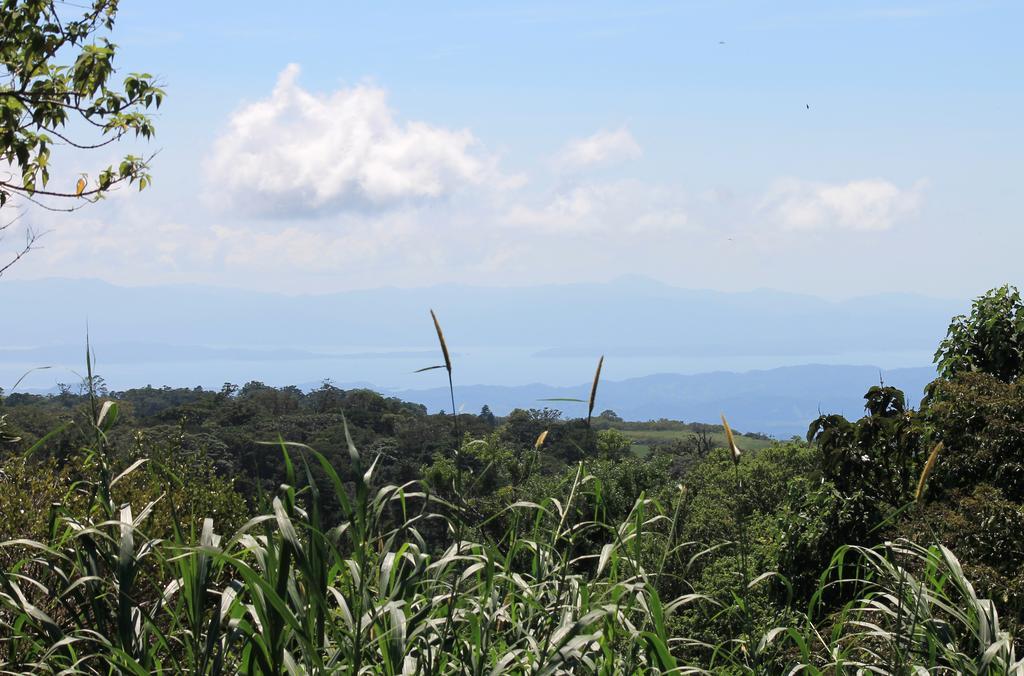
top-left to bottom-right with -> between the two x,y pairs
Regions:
617,428 -> 775,457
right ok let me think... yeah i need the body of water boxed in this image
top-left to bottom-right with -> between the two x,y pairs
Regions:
1,345 -> 935,394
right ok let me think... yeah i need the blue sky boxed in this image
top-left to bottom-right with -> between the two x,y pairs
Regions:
4,1 -> 1021,298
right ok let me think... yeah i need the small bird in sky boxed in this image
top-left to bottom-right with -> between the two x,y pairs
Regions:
719,40 -> 725,44
806,104 -> 810,109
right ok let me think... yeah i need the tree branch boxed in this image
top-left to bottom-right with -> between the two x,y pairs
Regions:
39,124 -> 122,150
0,223 -> 43,277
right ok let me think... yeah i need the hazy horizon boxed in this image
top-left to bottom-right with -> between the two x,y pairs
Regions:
2,276 -> 950,432
1,271 -> 973,301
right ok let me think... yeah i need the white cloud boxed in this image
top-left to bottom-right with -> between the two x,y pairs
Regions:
504,180 -> 689,233
17,210 -> 205,277
556,127 -> 642,170
759,178 -> 926,231
204,64 -> 502,217
10,196 -> 447,288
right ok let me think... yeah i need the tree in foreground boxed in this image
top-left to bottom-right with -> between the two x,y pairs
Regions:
935,284 -> 1024,383
0,0 -> 163,274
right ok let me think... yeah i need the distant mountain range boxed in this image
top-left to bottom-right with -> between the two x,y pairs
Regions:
0,276 -> 961,356
382,364 -> 937,439
0,277 -> 955,436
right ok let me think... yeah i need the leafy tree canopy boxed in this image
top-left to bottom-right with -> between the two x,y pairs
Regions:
934,284 -> 1024,382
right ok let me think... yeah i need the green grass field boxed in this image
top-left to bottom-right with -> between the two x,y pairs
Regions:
617,428 -> 775,457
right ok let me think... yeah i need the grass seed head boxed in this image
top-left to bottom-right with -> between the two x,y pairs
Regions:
720,414 -> 741,465
588,355 -> 604,421
915,441 -> 943,503
430,309 -> 452,374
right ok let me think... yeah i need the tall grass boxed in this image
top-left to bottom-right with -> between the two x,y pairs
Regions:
0,411 -> 713,672
806,540 -> 1023,674
2,411 -> 1020,672
1,339 -> 1019,673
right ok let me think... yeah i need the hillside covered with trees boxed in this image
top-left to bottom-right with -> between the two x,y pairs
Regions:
1,285 -> 1024,673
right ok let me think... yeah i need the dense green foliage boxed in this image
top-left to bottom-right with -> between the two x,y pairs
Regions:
935,284 -> 1024,383
1,287 -> 1024,673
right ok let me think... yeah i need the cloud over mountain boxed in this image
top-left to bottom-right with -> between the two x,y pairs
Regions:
759,178 -> 926,231
504,180 -> 689,233
204,65 -> 498,217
